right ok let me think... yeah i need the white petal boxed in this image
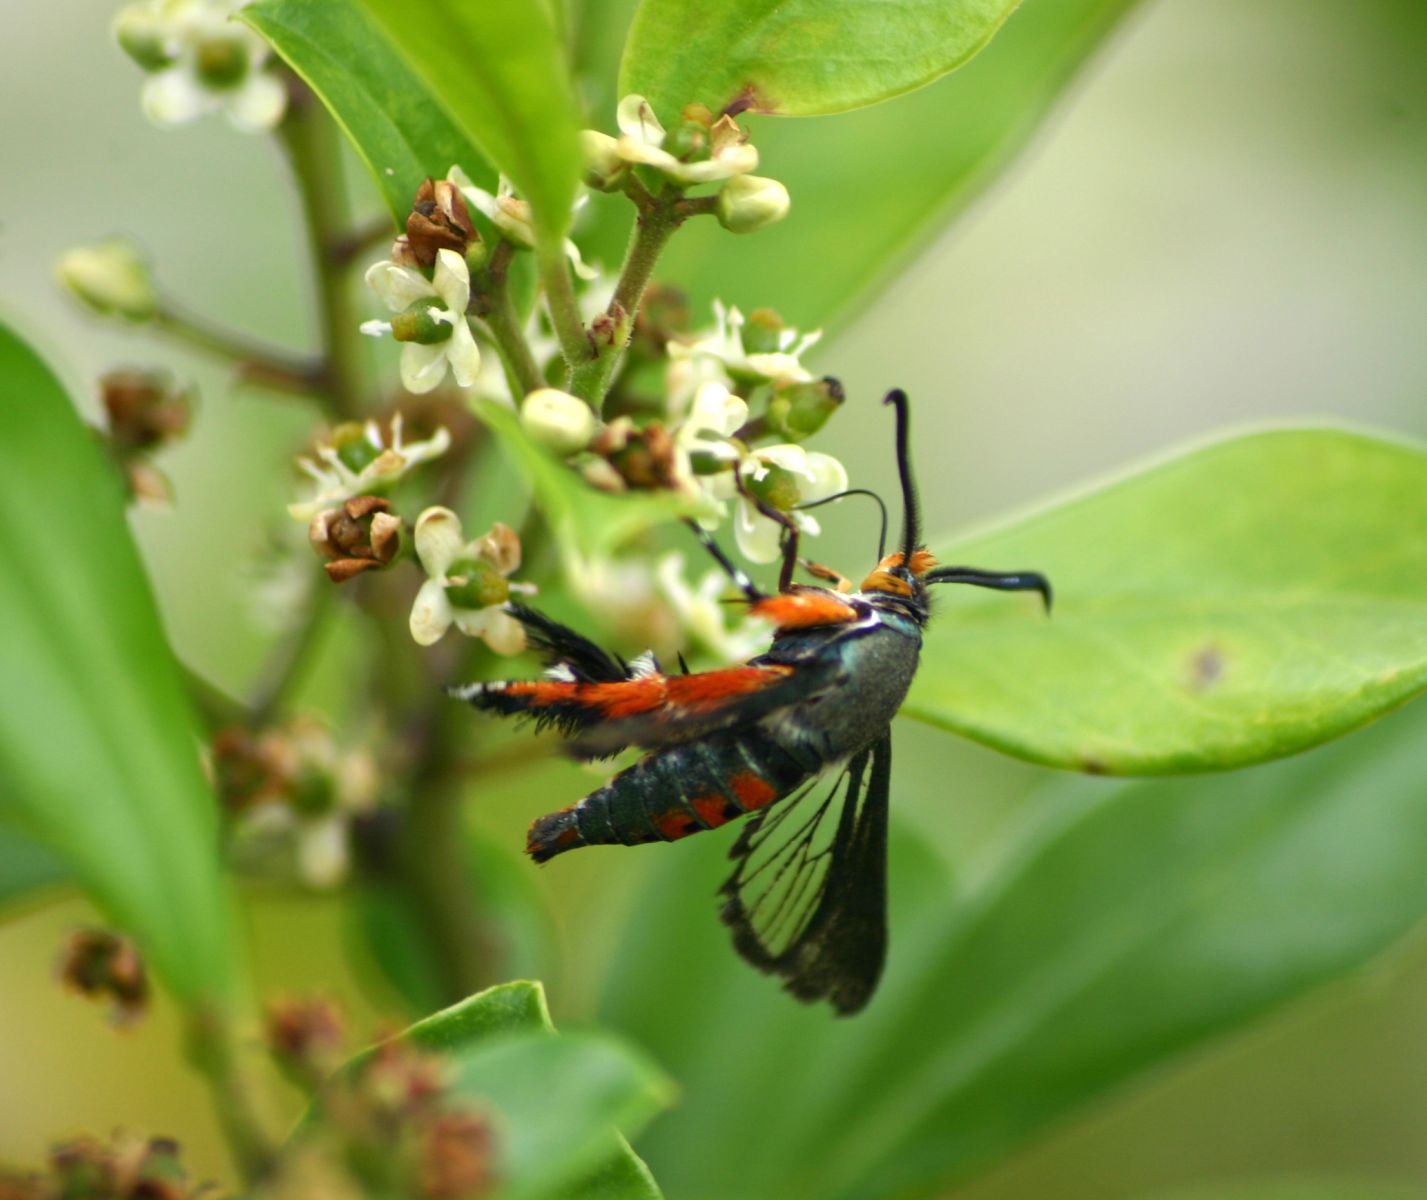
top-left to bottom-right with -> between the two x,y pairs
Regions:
409,577 -> 455,645
399,341 -> 448,394
484,608 -> 529,655
365,260 -> 433,312
688,381 -> 747,436
445,319 -> 482,388
564,238 -> 598,281
141,67 -> 213,126
401,425 -> 453,467
801,452 -> 849,501
223,69 -> 287,132
616,94 -> 664,145
413,506 -> 465,576
753,443 -> 812,479
668,144 -> 759,184
744,352 -> 812,383
615,137 -> 681,173
432,248 -> 470,312
734,501 -> 784,564
297,814 -> 348,889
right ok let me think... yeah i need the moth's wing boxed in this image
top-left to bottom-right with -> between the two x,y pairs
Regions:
504,602 -> 633,683
718,733 -> 892,1015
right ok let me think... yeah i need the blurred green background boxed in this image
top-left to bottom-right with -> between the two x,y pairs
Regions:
3,0 -> 1427,1196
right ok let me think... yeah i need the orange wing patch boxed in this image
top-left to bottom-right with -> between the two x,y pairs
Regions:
750,590 -> 860,631
506,666 -> 794,721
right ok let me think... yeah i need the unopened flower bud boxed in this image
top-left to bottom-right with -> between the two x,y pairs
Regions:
767,376 -> 845,441
391,298 -> 454,345
56,238 -> 157,322
746,463 -> 801,512
56,928 -> 148,1025
194,31 -> 251,89
520,388 -> 596,456
405,178 -> 478,269
580,130 -> 625,190
100,368 -> 191,453
716,175 -> 790,235
740,308 -> 785,355
113,4 -> 174,71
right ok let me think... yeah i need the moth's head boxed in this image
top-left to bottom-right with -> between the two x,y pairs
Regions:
859,548 -> 937,598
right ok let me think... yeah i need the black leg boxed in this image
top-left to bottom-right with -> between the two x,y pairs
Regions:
924,566 -> 1053,613
683,519 -> 764,601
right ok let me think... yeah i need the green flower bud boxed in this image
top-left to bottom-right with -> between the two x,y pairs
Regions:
113,4 -> 175,71
390,297 -> 454,345
194,32 -> 251,90
520,387 -> 597,456
666,118 -> 708,161
768,376 -> 845,441
288,765 -> 337,816
445,559 -> 509,609
688,448 -> 734,476
464,239 -> 488,274
580,129 -> 626,190
716,174 -> 791,235
740,308 -> 785,355
746,463 -> 801,512
56,237 -> 157,322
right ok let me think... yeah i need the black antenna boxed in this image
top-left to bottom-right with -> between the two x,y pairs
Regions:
795,488 -> 890,562
883,389 -> 920,563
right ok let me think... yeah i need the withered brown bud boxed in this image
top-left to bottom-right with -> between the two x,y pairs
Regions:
101,368 -> 191,453
631,284 -> 690,357
56,929 -> 148,1026
418,1110 -> 497,1200
265,996 -> 347,1088
589,301 -> 630,354
405,178 -> 478,269
594,420 -> 684,491
361,1038 -> 449,1122
47,1134 -> 199,1200
211,726 -> 287,812
308,496 -> 402,583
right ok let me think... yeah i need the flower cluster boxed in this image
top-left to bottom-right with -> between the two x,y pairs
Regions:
361,250 -> 483,396
113,0 -> 287,132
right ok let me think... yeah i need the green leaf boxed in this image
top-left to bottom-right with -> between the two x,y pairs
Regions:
314,981 -> 668,1199
0,825 -> 67,915
244,0 -> 494,224
910,427 -> 1427,773
598,699 -> 1427,1200
1141,1184 -> 1427,1200
357,0 -> 583,244
0,321 -> 239,1009
474,398 -> 713,565
449,1030 -> 673,1200
621,0 -> 1021,117
579,0 -> 1137,335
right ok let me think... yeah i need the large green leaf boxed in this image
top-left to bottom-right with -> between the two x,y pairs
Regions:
1141,1184 -> 1427,1200
317,981 -> 667,1200
598,699 -> 1427,1200
578,0 -> 1138,334
910,427 -> 1427,773
0,825 -> 67,915
244,0 -> 494,224
0,322 -> 239,1009
358,0 -> 583,244
621,0 -> 1021,117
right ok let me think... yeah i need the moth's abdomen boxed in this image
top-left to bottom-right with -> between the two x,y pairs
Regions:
527,729 -> 811,863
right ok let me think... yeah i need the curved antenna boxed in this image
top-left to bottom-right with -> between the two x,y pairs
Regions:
883,389 -> 920,563
795,488 -> 890,561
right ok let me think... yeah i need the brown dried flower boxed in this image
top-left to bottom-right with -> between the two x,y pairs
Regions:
56,928 -> 148,1026
308,495 -> 402,583
401,178 -> 478,269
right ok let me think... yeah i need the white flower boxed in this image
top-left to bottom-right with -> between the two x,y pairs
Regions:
409,508 -> 532,651
669,300 -> 821,386
673,379 -> 747,519
361,248 -> 482,394
613,95 -> 758,185
656,552 -> 769,663
713,444 -> 849,564
128,0 -> 288,133
447,166 -> 597,280
287,412 -> 451,521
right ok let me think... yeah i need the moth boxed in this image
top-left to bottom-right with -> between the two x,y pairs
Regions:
451,391 -> 1051,1013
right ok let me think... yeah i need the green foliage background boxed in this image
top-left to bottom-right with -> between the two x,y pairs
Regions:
2,0 -> 1427,1197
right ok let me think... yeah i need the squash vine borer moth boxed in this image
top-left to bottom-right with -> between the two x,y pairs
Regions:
450,391 -> 1051,1013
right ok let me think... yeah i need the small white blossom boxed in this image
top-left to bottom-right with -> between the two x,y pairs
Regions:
123,0 -> 287,133
673,379 -> 747,518
287,413 -> 450,522
409,508 -> 532,651
361,248 -> 482,394
716,174 -> 791,234
670,300 -> 821,386
710,443 -> 849,564
447,166 -> 597,280
521,388 -> 597,456
613,95 -> 758,185
656,552 -> 769,663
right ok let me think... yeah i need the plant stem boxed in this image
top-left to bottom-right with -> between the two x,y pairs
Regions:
538,242 -> 591,380
278,82 -> 364,420
569,198 -> 683,406
251,584 -> 335,725
480,244 -> 543,397
329,214 -> 397,268
187,1010 -> 277,1185
153,306 -> 323,395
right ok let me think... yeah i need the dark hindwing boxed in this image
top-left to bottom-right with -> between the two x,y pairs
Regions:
718,733 -> 892,1015
506,602 -> 634,683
